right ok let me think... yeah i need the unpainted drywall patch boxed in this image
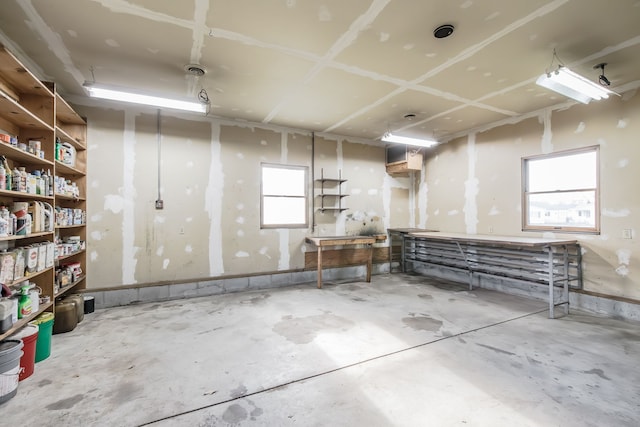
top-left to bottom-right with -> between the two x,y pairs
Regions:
418,166 -> 428,228
602,208 -> 630,218
104,194 -> 125,214
618,159 -> 629,168
205,122 -> 224,276
464,134 -> 479,234
91,180 -> 99,188
434,209 -> 440,216
154,215 -> 165,224
615,248 -> 631,276
156,246 -> 164,256
122,111 -> 137,284
185,245 -> 193,253
163,259 -> 170,270
379,32 -> 390,42
448,210 -> 459,216
368,189 -> 379,196
488,206 -> 500,216
351,188 -> 362,195
236,217 -> 245,224
237,230 -> 245,237
318,5 -> 331,21
575,122 -> 586,133
90,231 -> 103,241
617,119 -> 628,128
236,251 -> 250,258
91,214 -> 102,222
260,247 -> 271,259
90,251 -> 98,262
540,110 -> 553,153
278,230 -> 289,270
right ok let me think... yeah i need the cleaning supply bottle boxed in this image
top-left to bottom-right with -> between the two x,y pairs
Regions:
0,159 -> 5,190
18,284 -> 32,319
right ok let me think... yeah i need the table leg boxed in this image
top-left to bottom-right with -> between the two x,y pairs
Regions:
548,248 -> 554,319
317,247 -> 323,289
366,243 -> 373,282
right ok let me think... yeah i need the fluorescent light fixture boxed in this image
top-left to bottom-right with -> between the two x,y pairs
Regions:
84,82 -> 207,113
536,66 -> 618,104
382,132 -> 438,148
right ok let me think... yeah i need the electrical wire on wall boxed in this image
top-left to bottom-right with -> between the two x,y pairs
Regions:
155,109 -> 163,209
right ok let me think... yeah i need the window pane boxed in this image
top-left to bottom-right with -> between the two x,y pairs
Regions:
262,167 -> 305,196
528,151 -> 596,192
263,197 -> 306,225
527,190 -> 596,227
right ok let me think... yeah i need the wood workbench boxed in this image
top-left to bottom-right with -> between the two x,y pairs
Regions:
305,235 -> 386,288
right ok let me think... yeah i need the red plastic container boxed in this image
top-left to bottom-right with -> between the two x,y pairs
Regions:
10,324 -> 38,381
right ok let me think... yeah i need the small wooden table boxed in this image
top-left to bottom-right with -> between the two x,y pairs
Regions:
305,235 -> 382,288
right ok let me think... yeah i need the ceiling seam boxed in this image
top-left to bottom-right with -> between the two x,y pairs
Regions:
18,0 -> 86,91
323,0 -> 571,135
261,0 -> 391,124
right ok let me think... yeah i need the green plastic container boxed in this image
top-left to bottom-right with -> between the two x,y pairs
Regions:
31,312 -> 54,363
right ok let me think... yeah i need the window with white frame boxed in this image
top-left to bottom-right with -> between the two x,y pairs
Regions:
261,163 -> 308,228
522,146 -> 599,233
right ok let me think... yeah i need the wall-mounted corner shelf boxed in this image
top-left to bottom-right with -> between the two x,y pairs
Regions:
316,168 -> 348,212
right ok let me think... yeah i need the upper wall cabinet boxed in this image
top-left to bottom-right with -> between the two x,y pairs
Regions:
0,43 -> 87,340
385,145 -> 422,176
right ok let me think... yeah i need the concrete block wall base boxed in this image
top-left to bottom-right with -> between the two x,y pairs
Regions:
87,264 -> 389,310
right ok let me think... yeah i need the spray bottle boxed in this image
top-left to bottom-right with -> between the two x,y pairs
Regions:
18,283 -> 32,318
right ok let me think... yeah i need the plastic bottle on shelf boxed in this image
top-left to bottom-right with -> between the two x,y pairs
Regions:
18,284 -> 32,319
3,157 -> 12,191
0,160 -> 5,190
55,137 -> 61,161
47,169 -> 53,196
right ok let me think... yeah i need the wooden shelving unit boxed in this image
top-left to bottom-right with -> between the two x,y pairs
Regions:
0,43 -> 87,341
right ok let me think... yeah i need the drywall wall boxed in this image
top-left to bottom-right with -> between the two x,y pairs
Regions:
419,90 -> 640,300
81,105 -> 411,289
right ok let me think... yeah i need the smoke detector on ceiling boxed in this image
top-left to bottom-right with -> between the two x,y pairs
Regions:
184,64 -> 207,76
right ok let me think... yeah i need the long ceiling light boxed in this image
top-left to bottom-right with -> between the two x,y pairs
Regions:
382,132 -> 438,148
84,82 -> 208,113
536,66 -> 618,104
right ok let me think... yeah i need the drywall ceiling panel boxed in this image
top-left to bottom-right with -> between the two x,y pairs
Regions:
199,37 -> 316,124
128,0 -> 195,21
268,67 -> 397,132
329,89 -> 463,140
207,0 -> 370,55
334,0 -> 550,81
424,106 -> 509,137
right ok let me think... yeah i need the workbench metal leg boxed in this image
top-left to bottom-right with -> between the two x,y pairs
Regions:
366,244 -> 373,282
548,248 -> 555,319
317,247 -> 323,289
563,246 -> 570,315
400,234 -> 406,273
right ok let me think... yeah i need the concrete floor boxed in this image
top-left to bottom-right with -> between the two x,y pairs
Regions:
3,273 -> 639,426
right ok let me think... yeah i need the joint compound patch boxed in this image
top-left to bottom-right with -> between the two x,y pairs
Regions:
616,248 -> 631,276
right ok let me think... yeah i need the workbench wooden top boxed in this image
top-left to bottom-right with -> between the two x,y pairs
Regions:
305,235 -> 386,246
408,231 -> 578,247
388,228 -> 438,234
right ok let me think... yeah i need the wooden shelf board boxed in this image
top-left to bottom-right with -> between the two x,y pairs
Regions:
0,301 -> 54,341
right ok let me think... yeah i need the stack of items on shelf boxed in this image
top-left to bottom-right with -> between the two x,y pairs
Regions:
0,202 -> 55,237
0,156 -> 54,196
54,206 -> 85,227
0,242 -> 56,283
53,176 -> 80,198
0,134 -> 46,159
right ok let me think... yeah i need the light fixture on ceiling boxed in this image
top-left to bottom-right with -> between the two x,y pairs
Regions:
594,62 -> 611,86
83,82 -> 208,113
382,132 -> 438,148
535,50 -> 618,104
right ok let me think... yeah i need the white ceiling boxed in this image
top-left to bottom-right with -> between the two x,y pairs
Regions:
1,0 -> 639,143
